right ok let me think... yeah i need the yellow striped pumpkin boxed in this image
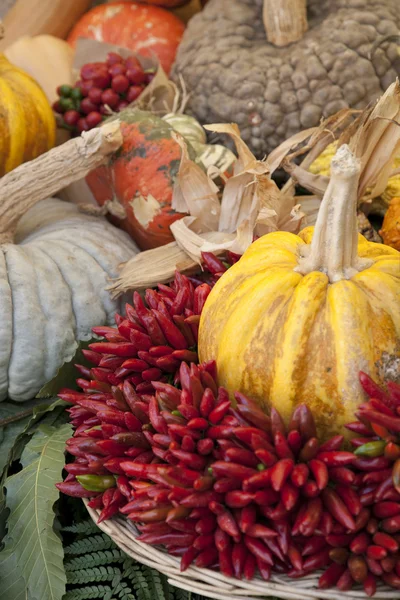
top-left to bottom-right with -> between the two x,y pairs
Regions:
0,54 -> 55,175
199,145 -> 400,440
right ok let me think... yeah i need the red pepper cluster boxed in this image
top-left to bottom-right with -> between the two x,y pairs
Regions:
56,261 -> 400,597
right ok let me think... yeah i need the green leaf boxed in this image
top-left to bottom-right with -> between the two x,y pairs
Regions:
0,399 -> 61,474
37,339 -> 96,398
0,423 -> 72,600
0,398 -> 67,547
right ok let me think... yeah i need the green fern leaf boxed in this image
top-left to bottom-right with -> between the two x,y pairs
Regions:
65,549 -> 124,571
125,564 -> 152,600
67,565 -> 121,585
62,521 -> 99,536
63,584 -> 113,599
64,534 -> 115,556
0,423 -> 72,600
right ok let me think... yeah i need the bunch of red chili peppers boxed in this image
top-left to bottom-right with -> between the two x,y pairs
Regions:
56,257 -> 400,596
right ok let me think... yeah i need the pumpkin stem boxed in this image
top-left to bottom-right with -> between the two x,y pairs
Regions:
295,144 -> 373,282
263,0 -> 308,47
0,121 -> 123,245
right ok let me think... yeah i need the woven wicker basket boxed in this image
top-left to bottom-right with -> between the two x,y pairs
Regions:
84,501 -> 400,600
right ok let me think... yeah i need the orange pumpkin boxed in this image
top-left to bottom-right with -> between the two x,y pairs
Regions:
67,1 -> 185,74
86,110 -> 188,250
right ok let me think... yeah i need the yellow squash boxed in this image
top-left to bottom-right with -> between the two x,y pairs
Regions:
0,54 -> 56,176
380,197 -> 400,251
199,145 -> 400,440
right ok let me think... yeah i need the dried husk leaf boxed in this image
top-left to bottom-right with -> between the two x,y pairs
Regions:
171,132 -> 220,230
109,231 -> 232,296
109,120 -> 310,294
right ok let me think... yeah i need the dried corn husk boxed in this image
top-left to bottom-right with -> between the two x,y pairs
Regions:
109,122 -> 306,294
110,83 -> 400,295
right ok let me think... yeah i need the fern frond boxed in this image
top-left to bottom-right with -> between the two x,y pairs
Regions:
63,584 -> 113,599
125,563 -> 152,600
67,565 -> 121,585
62,520 -> 99,536
64,534 -> 114,556
66,549 -> 125,571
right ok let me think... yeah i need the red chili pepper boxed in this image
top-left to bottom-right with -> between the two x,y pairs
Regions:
298,437 -> 319,462
169,448 -> 207,471
302,548 -> 331,573
273,431 -> 294,460
87,494 -> 104,509
290,463 -> 309,488
319,563 -> 347,589
151,309 -> 187,350
329,467 -> 355,485
89,342 -> 137,357
374,502 -> 400,519
382,572 -> 400,588
243,553 -> 256,580
302,536 -> 327,557
170,518 -> 199,533
210,461 -> 256,481
350,532 -> 370,554
82,349 -> 102,365
308,459 -> 328,490
194,476 -> 214,492
388,381 -> 400,404
244,536 -> 273,566
56,480 -> 99,498
164,506 -> 191,524
234,403 -> 272,434
232,542 -> 247,579
254,449 -> 277,468
373,531 -> 399,553
361,573 -> 376,597
195,515 -> 217,535
195,546 -> 219,568
180,491 -> 222,508
294,497 -> 322,537
180,546 -> 198,572
243,469 -> 272,492
201,252 -> 226,274
213,478 -> 240,494
239,505 -> 257,534
357,409 -> 400,433
245,524 -> 278,539
367,544 -> 388,560
270,458 -> 294,492
193,534 -> 214,551
197,438 -> 214,456
225,491 -> 254,508
280,481 -> 299,511
286,430 -> 302,455
335,485 -> 362,517
381,515 -> 400,533
359,371 -> 393,406
317,451 -> 355,467
353,508 -> 371,533
375,476 -> 394,501
322,488 -> 356,531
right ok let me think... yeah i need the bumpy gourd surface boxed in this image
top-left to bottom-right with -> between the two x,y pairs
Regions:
0,199 -> 138,402
172,0 -> 400,156
199,229 -> 400,440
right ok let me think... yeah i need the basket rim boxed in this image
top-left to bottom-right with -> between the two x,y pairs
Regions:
84,500 -> 400,600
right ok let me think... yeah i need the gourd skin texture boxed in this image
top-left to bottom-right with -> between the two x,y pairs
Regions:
0,55 -> 55,175
172,0 -> 400,157
87,110 -> 190,251
0,199 -> 138,402
198,228 -> 400,440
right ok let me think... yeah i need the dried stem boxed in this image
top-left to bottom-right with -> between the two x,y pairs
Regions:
0,121 -> 122,245
296,144 -> 373,282
263,0 -> 308,47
